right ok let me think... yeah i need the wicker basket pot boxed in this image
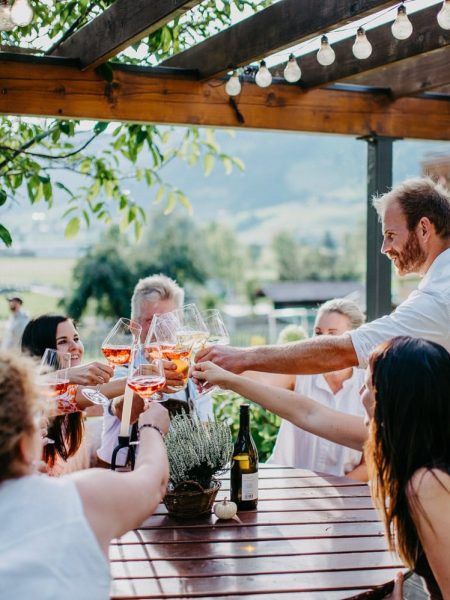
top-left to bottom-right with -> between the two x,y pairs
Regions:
163,480 -> 221,518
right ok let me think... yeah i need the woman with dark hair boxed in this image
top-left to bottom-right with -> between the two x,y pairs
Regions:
363,336 -> 450,599
194,336 -> 450,598
21,314 -> 122,475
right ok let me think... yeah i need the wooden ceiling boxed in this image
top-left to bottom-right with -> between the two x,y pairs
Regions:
0,0 -> 449,140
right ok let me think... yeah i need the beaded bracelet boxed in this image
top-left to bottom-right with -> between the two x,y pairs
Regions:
138,423 -> 164,439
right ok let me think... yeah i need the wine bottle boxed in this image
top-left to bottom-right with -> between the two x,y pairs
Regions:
230,404 -> 258,510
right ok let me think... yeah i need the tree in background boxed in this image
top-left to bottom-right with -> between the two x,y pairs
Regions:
202,222 -> 250,300
64,228 -> 135,320
271,228 -> 364,282
63,215 -> 212,319
271,231 -> 304,280
0,0 -> 273,247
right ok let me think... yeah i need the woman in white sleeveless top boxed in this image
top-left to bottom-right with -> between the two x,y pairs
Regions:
0,352 -> 169,600
251,299 -> 367,480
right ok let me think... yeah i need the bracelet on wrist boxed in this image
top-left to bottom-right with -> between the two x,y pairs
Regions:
138,423 -> 165,439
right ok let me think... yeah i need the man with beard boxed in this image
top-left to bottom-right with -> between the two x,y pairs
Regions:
195,177 -> 450,375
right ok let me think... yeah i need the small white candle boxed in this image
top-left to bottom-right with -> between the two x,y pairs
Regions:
119,385 -> 134,437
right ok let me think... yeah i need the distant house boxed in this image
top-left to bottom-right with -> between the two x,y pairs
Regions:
256,281 -> 365,310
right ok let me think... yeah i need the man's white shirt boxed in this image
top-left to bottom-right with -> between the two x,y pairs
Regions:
348,248 -> 450,367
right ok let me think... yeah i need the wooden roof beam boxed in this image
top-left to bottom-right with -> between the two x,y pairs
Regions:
0,55 -> 449,141
346,47 -> 450,98
51,0 -> 203,70
273,5 -> 450,90
162,0 -> 394,79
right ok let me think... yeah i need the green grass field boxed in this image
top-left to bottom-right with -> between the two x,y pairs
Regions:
0,257 -> 75,319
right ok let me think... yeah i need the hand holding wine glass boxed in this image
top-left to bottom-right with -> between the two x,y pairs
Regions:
38,348 -> 71,443
82,317 -> 141,406
146,317 -> 193,393
127,345 -> 167,406
194,309 -> 230,397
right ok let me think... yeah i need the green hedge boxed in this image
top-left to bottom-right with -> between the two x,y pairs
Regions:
212,390 -> 281,463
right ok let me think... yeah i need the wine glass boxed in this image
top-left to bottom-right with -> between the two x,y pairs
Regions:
82,317 -> 142,406
170,304 -> 209,351
127,345 -> 166,405
201,309 -> 230,346
196,309 -> 230,399
146,317 -> 193,393
38,348 -> 71,444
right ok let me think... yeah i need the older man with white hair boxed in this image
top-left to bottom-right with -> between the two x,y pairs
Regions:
97,273 -> 212,467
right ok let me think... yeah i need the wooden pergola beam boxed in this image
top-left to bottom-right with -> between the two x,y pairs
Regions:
0,56 -> 449,141
346,47 -> 450,98
51,0 -> 202,70
162,0 -> 394,79
276,5 -> 450,90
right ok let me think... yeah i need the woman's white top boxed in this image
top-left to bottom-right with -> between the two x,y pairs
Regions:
268,369 -> 365,476
0,474 -> 110,600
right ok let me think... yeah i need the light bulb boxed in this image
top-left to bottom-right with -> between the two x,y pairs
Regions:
437,0 -> 450,29
391,4 -> 413,40
225,71 -> 241,96
0,3 -> 14,31
283,54 -> 301,83
316,35 -> 336,66
352,27 -> 372,60
10,0 -> 32,26
255,60 -> 272,88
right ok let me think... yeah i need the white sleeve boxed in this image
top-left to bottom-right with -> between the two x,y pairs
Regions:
348,290 -> 449,368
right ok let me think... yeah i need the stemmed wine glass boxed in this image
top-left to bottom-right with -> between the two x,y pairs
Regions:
38,348 -> 71,444
82,317 -> 142,406
171,304 -> 209,351
195,309 -> 230,399
146,317 -> 193,393
127,345 -> 166,405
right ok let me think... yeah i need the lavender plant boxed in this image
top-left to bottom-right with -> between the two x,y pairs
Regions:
165,413 -> 233,489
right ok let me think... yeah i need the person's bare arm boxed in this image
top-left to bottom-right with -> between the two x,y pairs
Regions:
243,371 -> 296,390
193,361 -> 367,451
346,457 -> 368,482
407,468 -> 450,598
72,403 -> 170,555
195,335 -> 358,376
75,377 -> 127,410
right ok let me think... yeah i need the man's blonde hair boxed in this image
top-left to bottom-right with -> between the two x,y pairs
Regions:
131,274 -> 184,320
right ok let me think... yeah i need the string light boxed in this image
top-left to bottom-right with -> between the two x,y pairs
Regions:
225,71 -> 242,96
255,60 -> 272,88
283,54 -> 301,83
316,35 -> 336,66
352,27 -> 372,60
437,0 -> 450,29
0,0 -> 14,30
10,0 -> 33,27
222,5 -> 442,96
391,4 -> 413,39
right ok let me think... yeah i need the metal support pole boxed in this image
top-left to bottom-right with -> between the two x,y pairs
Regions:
364,135 -> 394,322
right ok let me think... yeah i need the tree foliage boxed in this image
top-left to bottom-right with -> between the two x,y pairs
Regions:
271,229 -> 363,281
0,0 -> 273,247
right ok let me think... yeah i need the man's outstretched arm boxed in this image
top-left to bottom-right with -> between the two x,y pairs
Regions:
195,334 -> 358,375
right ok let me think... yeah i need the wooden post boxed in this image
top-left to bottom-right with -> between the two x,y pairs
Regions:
364,135 -> 394,321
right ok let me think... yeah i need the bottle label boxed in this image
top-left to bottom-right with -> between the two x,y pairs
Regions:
241,472 -> 258,501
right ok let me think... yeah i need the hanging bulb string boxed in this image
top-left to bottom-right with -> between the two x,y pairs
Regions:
266,1 -> 415,67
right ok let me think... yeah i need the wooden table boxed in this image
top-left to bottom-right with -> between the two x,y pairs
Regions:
110,464 -> 406,599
